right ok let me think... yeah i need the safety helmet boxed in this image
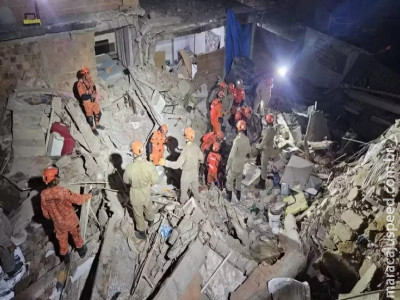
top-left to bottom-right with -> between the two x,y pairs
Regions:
219,81 -> 227,90
81,66 -> 90,75
235,111 -> 242,122
236,120 -> 246,132
43,167 -> 59,184
266,114 -> 274,124
184,127 -> 195,141
236,79 -> 243,87
131,141 -> 143,156
217,91 -> 225,99
228,83 -> 235,90
216,131 -> 224,140
160,124 -> 168,134
244,107 -> 252,117
212,142 -> 221,152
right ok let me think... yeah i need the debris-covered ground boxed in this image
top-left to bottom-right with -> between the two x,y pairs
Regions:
1,19 -> 400,300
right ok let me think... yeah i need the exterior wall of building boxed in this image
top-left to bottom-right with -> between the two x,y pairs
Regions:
0,32 -> 96,106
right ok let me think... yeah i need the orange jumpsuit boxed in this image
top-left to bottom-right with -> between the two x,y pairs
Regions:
233,87 -> 245,105
77,76 -> 101,126
41,186 -> 91,255
235,107 -> 247,123
150,130 -> 167,165
201,132 -> 217,153
210,99 -> 223,134
207,151 -> 221,184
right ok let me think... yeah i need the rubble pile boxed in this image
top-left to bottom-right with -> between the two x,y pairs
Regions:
300,120 -> 400,298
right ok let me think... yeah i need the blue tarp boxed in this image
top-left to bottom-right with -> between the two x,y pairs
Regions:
225,9 -> 252,74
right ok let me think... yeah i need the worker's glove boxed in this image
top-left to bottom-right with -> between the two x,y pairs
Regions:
159,158 -> 166,166
91,188 -> 101,196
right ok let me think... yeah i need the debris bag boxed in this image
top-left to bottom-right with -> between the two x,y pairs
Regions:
267,278 -> 311,300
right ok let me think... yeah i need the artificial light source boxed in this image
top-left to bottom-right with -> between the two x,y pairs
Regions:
278,66 -> 288,77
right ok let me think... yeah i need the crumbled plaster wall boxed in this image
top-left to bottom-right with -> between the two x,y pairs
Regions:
0,32 -> 96,107
0,0 -> 139,25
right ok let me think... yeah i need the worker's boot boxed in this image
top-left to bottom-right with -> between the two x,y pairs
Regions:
236,190 -> 241,201
225,190 -> 232,202
96,124 -> 105,130
92,128 -> 99,136
60,252 -> 70,264
135,230 -> 146,240
256,178 -> 266,189
77,245 -> 87,258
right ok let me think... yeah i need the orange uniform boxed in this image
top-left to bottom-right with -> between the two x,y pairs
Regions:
150,130 -> 167,165
207,151 -> 222,184
201,132 -> 217,153
210,98 -> 223,133
235,107 -> 247,123
233,87 -> 245,105
77,76 -> 100,118
41,186 -> 91,255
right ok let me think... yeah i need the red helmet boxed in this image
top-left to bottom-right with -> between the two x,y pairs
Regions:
218,91 -> 225,98
235,111 -> 243,122
244,107 -> 252,117
236,120 -> 246,131
81,66 -> 90,75
43,167 -> 59,184
228,83 -> 235,91
219,81 -> 227,90
131,141 -> 143,156
216,131 -> 224,140
266,114 -> 274,124
160,124 -> 168,134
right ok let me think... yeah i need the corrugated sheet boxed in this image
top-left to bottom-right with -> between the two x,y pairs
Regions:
343,54 -> 400,95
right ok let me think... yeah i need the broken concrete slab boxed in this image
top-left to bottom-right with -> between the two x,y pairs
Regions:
341,210 -> 364,231
351,264 -> 377,294
200,246 -> 246,300
66,100 -> 100,154
70,257 -> 95,283
359,258 -> 374,277
242,163 -> 261,186
281,155 -> 313,190
347,187 -> 359,201
333,223 -> 353,242
306,110 -> 329,142
154,239 -> 206,300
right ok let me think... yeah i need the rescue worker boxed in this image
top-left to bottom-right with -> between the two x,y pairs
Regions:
150,124 -> 168,166
159,128 -> 203,204
123,141 -> 159,240
207,142 -> 222,187
201,131 -> 224,155
233,79 -> 245,108
210,91 -> 225,134
256,114 -> 277,189
77,66 -> 105,136
219,81 -> 227,94
254,77 -> 273,115
245,107 -> 263,145
234,107 -> 247,124
0,207 -> 23,279
41,167 -> 93,263
226,120 -> 251,201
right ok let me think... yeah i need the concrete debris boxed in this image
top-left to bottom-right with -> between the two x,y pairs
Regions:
300,120 -> 400,298
281,155 -> 314,190
70,257 -> 95,283
340,210 -> 364,231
